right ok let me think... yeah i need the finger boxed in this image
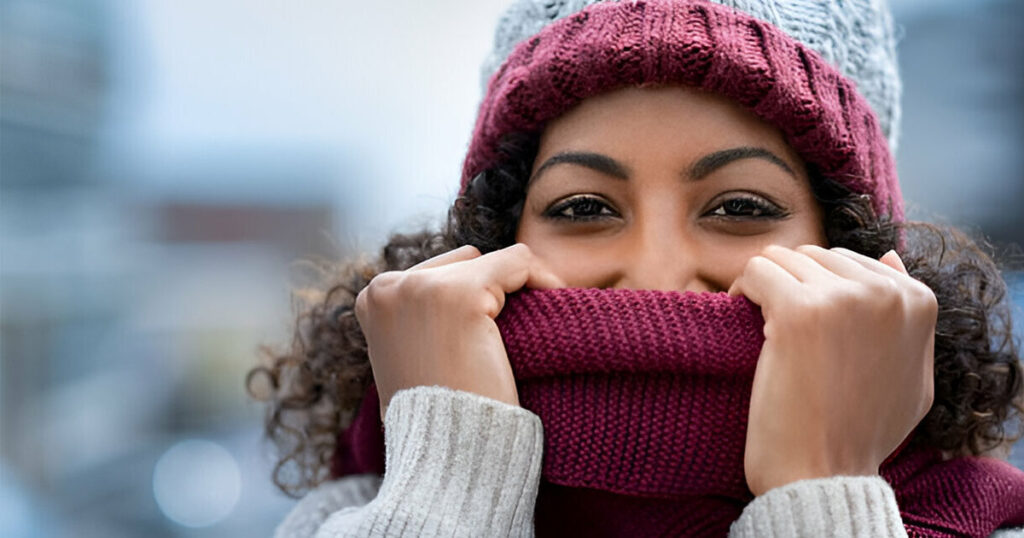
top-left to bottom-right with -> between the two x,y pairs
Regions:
880,250 -> 909,275
758,244 -> 838,284
727,254 -> 802,308
832,247 -> 909,281
795,244 -> 882,281
408,244 -> 481,271
472,243 -> 566,294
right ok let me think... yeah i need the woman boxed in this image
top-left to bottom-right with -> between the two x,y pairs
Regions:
250,1 -> 1024,536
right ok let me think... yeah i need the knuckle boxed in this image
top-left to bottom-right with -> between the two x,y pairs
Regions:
354,288 -> 369,318
874,274 -> 902,294
817,282 -> 857,309
863,276 -> 902,304
911,282 -> 939,312
400,270 -> 465,304
795,244 -> 824,256
369,270 -> 398,285
458,244 -> 482,258
434,277 -> 466,300
779,292 -> 817,319
363,272 -> 394,300
357,271 -> 401,317
506,242 -> 532,259
923,382 -> 935,409
397,270 -> 430,297
790,303 -> 823,326
918,386 -> 935,421
746,255 -> 771,273
358,273 -> 395,311
802,292 -> 832,314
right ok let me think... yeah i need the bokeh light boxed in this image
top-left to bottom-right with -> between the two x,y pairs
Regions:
152,440 -> 241,528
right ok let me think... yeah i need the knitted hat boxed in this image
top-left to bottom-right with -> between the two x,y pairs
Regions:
480,0 -> 902,153
461,0 -> 904,222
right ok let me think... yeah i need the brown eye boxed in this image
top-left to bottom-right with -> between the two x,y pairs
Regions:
544,195 -> 619,221
707,195 -> 786,219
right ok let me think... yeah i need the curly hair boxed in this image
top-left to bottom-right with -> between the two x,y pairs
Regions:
247,133 -> 1024,498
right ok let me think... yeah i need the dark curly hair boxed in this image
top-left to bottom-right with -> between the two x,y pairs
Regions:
247,132 -> 1024,498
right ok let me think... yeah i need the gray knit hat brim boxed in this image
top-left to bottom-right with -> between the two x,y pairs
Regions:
480,0 -> 902,154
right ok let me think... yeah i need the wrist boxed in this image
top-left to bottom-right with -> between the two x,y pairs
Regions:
750,462 -> 878,496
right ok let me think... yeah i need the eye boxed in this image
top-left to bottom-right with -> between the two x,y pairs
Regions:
706,194 -> 787,219
544,195 -> 619,222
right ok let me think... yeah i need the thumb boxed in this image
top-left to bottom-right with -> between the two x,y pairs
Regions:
879,249 -> 908,275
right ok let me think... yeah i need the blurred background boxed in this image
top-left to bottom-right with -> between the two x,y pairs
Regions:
1,0 -> 1022,536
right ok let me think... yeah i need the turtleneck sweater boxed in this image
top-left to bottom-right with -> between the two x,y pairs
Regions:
274,289 -> 1024,537
274,387 -> 1023,538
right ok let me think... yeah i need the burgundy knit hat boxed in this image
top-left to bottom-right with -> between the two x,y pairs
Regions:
460,0 -> 904,222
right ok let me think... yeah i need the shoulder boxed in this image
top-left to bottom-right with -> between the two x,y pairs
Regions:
274,474 -> 383,538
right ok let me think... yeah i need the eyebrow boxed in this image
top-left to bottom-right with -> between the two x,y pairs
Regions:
690,147 -> 796,180
529,146 -> 796,185
530,151 -> 630,184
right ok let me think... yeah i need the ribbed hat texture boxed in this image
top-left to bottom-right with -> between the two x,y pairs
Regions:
461,0 -> 905,222
479,0 -> 902,152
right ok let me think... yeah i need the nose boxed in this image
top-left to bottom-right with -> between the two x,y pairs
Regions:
612,230 -> 716,293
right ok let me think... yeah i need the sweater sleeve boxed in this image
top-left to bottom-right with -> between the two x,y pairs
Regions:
728,475 -> 908,538
274,386 -> 1019,538
303,385 -> 544,538
274,474 -> 383,538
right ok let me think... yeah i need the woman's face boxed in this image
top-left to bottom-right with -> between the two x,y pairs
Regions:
515,85 -> 828,293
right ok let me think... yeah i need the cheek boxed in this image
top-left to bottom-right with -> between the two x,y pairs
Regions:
699,243 -> 761,289
792,196 -> 829,247
702,219 -> 827,288
516,219 -> 618,288
788,210 -> 829,248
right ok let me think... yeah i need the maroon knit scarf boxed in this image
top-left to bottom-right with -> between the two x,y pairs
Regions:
332,288 -> 1024,537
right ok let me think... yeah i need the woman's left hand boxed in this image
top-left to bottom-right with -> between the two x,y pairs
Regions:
729,244 -> 937,496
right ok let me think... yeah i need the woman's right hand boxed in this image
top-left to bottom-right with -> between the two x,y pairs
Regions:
354,243 -> 565,420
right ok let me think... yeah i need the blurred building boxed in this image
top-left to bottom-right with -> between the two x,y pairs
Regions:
896,0 -> 1024,249
1,0 -> 335,536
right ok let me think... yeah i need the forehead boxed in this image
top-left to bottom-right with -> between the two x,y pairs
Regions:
534,85 -> 806,174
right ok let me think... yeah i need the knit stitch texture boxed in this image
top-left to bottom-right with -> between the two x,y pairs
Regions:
479,0 -> 902,153
335,288 -> 1024,537
461,0 -> 903,222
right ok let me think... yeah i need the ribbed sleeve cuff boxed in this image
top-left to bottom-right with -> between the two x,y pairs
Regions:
318,386 -> 543,537
729,475 -> 908,538
275,475 -> 382,538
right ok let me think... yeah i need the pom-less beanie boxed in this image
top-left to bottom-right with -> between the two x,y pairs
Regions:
479,0 -> 902,153
461,0 -> 905,222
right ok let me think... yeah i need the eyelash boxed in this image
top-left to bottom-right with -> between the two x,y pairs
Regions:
544,195 -> 619,221
543,193 -> 788,222
707,194 -> 789,219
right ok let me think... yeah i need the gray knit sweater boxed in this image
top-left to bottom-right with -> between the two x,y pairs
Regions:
274,386 -> 1023,538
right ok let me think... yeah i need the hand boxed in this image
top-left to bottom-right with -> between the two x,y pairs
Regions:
728,245 -> 937,496
355,243 -> 565,420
